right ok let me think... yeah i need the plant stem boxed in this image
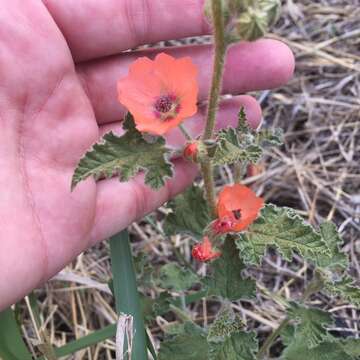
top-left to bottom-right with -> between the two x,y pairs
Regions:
200,160 -> 217,218
110,231 -> 147,360
257,276 -> 324,359
179,124 -> 193,141
200,0 -> 228,218
202,0 -> 227,141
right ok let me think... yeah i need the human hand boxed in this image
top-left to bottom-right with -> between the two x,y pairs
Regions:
0,0 -> 294,310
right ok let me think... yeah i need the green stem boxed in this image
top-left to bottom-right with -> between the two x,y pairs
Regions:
233,163 -> 243,183
179,124 -> 193,141
257,318 -> 290,359
110,231 -> 147,360
200,160 -> 217,218
200,0 -> 227,217
257,276 -> 324,359
202,0 -> 227,141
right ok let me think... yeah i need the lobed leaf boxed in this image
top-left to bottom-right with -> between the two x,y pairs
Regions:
205,237 -> 256,301
235,204 -> 330,266
212,127 -> 262,166
207,307 -> 244,343
281,339 -> 354,360
72,113 -> 173,190
324,275 -> 360,308
158,322 -> 209,360
315,222 -> 349,271
288,303 -> 333,349
163,185 -> 211,238
158,263 -> 199,292
209,331 -> 258,360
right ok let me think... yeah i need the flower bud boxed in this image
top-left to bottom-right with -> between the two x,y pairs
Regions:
192,236 -> 221,262
204,0 -> 281,42
183,142 -> 198,162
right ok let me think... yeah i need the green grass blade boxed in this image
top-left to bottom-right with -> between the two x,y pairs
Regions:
35,289 -> 207,359
55,324 -> 116,358
0,308 -> 33,360
110,230 -> 148,360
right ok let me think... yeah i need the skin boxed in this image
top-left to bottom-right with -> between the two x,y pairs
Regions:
0,0 -> 295,311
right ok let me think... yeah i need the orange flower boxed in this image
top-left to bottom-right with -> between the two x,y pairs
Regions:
117,53 -> 198,136
213,184 -> 264,233
192,236 -> 221,262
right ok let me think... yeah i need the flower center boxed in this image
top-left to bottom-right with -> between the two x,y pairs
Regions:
153,94 -> 180,121
232,209 -> 242,220
154,95 -> 173,113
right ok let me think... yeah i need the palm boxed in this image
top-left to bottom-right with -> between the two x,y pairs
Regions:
0,0 -> 294,309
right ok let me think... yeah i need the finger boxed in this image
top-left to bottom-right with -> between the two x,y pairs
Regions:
89,96 -> 261,243
77,39 -> 294,124
43,0 -> 208,62
90,159 -> 197,244
99,95 -> 262,145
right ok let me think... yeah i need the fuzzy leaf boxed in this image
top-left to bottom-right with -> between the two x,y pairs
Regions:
159,322 -> 209,360
282,339 -> 354,360
288,303 -> 333,349
212,127 -> 262,166
207,307 -> 244,343
342,338 -> 360,357
158,263 -> 199,292
256,127 -> 283,147
209,331 -> 258,360
164,186 -> 211,238
324,275 -> 360,307
205,237 -> 256,301
72,113 -> 173,190
316,222 -> 348,270
235,204 -> 329,265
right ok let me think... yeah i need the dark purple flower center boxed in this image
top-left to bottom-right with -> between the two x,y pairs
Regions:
153,94 -> 180,121
232,209 -> 242,220
154,95 -> 175,113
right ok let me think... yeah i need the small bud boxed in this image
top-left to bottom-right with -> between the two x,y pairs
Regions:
192,236 -> 221,262
204,0 -> 281,43
247,163 -> 264,178
183,142 -> 198,162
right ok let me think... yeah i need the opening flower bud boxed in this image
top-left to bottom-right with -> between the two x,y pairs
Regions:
192,236 -> 221,262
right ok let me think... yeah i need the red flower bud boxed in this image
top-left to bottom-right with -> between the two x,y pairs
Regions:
192,236 -> 221,262
183,142 -> 198,162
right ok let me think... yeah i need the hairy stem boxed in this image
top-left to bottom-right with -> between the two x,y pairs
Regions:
200,160 -> 217,218
200,0 -> 227,217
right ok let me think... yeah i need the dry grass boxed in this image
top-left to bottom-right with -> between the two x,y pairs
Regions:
19,1 -> 360,359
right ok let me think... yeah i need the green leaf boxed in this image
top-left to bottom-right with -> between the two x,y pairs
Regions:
159,322 -> 209,360
237,107 -> 252,133
0,308 -> 33,360
142,291 -> 172,322
255,127 -> 283,147
282,338 -> 354,360
207,307 -> 244,343
324,275 -> 360,307
205,237 -> 256,301
164,185 -> 211,238
72,113 -> 173,190
316,222 -> 348,271
288,303 -> 333,349
158,263 -> 199,292
235,204 -> 329,265
212,127 -> 262,166
209,331 -> 258,360
133,252 -> 154,287
342,338 -> 360,357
